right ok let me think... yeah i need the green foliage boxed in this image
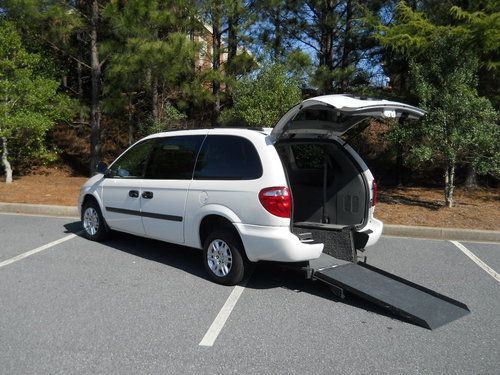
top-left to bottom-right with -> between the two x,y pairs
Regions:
0,21 -> 72,170
377,1 -> 500,107
0,0 -> 84,44
450,4 -> 500,71
225,50 -> 258,77
0,0 -> 498,192
388,34 -> 499,198
252,0 -> 300,61
102,0 -> 203,135
376,2 -> 448,55
377,2 -> 500,65
220,64 -> 301,127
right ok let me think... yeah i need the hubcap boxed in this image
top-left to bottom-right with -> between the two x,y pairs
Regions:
83,207 -> 99,236
207,239 -> 233,277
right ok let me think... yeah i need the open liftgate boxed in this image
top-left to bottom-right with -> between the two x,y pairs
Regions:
296,227 -> 470,330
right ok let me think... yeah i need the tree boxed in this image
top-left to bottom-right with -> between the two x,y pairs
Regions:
398,36 -> 498,207
0,21 -> 71,183
377,1 -> 500,193
251,0 -> 299,61
220,64 -> 302,127
89,0 -> 103,176
287,0 -> 384,94
377,1 -> 500,107
103,0 -> 199,141
0,0 -> 109,176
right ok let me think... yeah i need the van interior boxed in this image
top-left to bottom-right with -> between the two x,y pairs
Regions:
275,140 -> 369,259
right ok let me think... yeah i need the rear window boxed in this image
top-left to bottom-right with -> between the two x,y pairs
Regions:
291,144 -> 327,169
194,135 -> 262,180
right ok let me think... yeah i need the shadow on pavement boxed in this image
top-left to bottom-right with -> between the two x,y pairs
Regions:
64,221 -> 82,234
64,221 -> 208,280
63,220 -> 417,327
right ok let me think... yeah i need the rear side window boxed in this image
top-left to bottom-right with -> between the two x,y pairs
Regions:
194,135 -> 262,180
145,135 -> 204,179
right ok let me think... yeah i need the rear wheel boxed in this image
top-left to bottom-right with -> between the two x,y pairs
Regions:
81,200 -> 109,241
203,229 -> 246,286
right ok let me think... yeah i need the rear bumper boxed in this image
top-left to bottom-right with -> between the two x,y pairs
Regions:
363,217 -> 383,248
234,223 -> 324,262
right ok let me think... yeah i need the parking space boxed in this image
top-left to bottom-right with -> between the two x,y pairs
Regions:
0,213 -> 77,262
0,214 -> 498,374
462,241 -> 500,277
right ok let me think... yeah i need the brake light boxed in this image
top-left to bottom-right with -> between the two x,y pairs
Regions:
259,187 -> 292,218
372,180 -> 378,206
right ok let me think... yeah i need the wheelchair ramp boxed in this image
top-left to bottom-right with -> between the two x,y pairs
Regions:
311,257 -> 470,330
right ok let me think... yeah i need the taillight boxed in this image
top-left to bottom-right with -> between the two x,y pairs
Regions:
372,180 -> 378,206
259,187 -> 292,218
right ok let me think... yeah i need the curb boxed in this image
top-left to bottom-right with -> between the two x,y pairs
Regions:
383,224 -> 500,243
0,202 -> 79,218
0,202 -> 498,243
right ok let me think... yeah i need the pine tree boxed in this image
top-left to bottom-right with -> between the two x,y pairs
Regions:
104,0 -> 199,136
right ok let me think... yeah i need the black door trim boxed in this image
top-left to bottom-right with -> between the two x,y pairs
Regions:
105,206 -> 183,222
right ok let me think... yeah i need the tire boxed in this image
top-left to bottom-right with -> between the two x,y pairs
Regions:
203,229 -> 247,286
81,199 -> 109,242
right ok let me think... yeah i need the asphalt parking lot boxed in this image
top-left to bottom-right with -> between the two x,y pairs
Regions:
0,213 -> 498,375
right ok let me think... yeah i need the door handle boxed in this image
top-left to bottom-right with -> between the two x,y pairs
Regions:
142,191 -> 154,199
129,190 -> 139,198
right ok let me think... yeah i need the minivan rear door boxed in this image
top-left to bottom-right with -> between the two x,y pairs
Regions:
270,94 -> 425,142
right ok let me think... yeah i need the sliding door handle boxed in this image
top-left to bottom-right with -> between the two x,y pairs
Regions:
142,191 -> 154,199
129,190 -> 139,198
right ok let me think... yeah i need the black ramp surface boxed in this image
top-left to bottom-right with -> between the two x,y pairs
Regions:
294,224 -> 356,262
314,263 -> 470,330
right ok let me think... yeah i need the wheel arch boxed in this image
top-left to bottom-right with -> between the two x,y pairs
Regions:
199,214 -> 238,246
198,214 -> 249,262
81,192 -> 106,222
82,191 -> 103,206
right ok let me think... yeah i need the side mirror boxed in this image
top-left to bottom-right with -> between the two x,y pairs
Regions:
96,161 -> 108,175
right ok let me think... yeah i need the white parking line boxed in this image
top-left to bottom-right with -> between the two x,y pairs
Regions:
450,240 -> 500,283
0,234 -> 78,269
199,282 -> 248,347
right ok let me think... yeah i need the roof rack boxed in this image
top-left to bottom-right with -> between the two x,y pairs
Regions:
211,126 -> 265,132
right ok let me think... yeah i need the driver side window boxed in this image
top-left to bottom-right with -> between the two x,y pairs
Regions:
109,139 -> 156,178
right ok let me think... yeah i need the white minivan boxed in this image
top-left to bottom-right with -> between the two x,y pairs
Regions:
79,95 -> 424,285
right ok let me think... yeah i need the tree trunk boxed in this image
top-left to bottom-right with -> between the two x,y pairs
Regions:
152,76 -> 160,123
211,4 -> 222,127
1,137 -> 13,183
396,145 -> 404,187
464,165 -> 478,189
189,14 -> 196,74
89,0 -> 102,176
227,9 -> 238,67
272,9 -> 282,61
317,2 -> 335,94
444,163 -> 456,208
340,0 -> 353,93
127,94 -> 134,146
77,58 -> 84,135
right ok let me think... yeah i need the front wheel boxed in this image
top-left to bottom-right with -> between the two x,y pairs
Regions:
81,200 -> 109,242
203,229 -> 247,286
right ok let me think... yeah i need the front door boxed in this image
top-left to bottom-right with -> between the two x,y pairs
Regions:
140,134 -> 206,244
101,139 -> 156,235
